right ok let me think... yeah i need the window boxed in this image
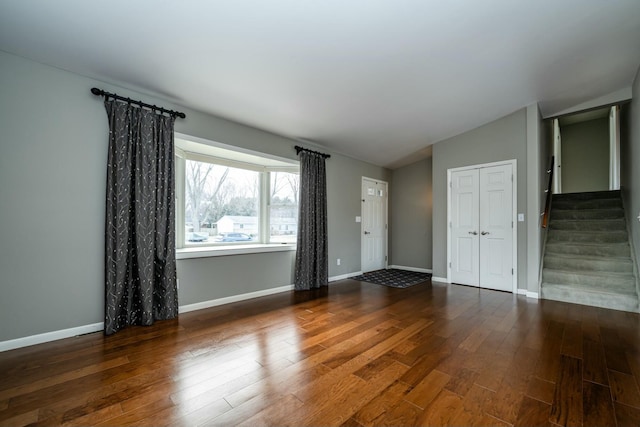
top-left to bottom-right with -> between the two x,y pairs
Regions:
175,135 -> 299,249
270,171 -> 299,243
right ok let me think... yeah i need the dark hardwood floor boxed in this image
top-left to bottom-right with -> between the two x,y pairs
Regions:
1,279 -> 640,426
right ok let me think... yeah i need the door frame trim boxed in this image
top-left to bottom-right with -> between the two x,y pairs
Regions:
446,159 -> 518,293
361,176 -> 389,272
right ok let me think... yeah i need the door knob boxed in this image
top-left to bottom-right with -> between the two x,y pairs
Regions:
481,231 -> 490,235
364,231 -> 371,235
468,231 -> 478,235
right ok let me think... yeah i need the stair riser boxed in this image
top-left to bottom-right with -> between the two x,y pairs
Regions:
549,220 -> 626,231
545,244 -> 630,258
542,269 -> 635,288
551,209 -> 624,220
546,231 -> 629,244
541,286 -> 638,312
544,257 -> 633,273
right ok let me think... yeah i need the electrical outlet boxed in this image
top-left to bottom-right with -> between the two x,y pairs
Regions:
337,258 -> 341,266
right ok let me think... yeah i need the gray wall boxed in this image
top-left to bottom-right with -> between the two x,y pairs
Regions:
526,105 -> 551,295
0,51 -> 389,342
561,118 -> 609,193
390,156 -> 432,270
177,252 -> 295,305
327,154 -> 392,277
432,109 -> 528,289
621,65 -> 640,276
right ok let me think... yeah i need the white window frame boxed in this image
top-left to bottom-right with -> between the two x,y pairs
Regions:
174,133 -> 299,259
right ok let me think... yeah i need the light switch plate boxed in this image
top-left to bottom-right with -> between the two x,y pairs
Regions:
518,213 -> 525,222
355,216 -> 361,223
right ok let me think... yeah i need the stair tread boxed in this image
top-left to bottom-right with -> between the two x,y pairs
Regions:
549,220 -> 626,231
550,218 -> 625,222
552,207 -> 624,212
545,244 -> 630,251
547,230 -> 628,237
552,201 -> 623,209
544,253 -> 633,262
545,245 -> 631,258
553,190 -> 621,199
546,241 -> 629,246
549,229 -> 627,235
549,229 -> 628,236
543,267 -> 635,278
552,199 -> 623,204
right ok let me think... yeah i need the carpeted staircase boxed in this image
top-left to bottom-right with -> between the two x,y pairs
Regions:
541,190 -> 640,312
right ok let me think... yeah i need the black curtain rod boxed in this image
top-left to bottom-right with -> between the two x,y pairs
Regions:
295,145 -> 331,159
90,87 -> 186,119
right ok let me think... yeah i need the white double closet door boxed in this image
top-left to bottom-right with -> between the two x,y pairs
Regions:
450,163 -> 514,292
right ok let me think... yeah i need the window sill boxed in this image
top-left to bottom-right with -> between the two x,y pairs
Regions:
176,243 -> 296,260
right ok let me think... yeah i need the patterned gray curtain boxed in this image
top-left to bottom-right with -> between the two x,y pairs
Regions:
103,100 -> 178,335
294,150 -> 328,290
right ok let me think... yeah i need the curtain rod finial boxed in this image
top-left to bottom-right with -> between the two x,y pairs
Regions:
90,87 -> 102,96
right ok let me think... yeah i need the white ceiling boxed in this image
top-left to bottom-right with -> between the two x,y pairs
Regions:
1,0 -> 639,168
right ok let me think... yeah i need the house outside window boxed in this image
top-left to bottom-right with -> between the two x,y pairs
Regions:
175,135 -> 299,249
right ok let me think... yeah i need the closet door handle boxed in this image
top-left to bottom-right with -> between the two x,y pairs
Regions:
481,231 -> 490,235
468,231 -> 478,235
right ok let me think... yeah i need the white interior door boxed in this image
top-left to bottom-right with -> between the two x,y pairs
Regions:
450,169 -> 480,287
449,163 -> 514,292
479,164 -> 513,292
361,178 -> 387,272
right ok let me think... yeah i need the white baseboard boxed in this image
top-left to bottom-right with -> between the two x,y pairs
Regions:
329,271 -> 362,282
1,284 -> 296,352
0,279 -> 543,353
0,322 -> 104,353
388,265 -> 433,274
179,284 -> 294,314
517,288 -> 539,299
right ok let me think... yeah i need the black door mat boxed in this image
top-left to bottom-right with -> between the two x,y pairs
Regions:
350,269 -> 432,288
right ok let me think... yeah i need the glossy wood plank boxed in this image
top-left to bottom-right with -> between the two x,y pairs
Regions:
550,355 -> 583,426
514,395 -> 552,427
415,389 -> 464,426
297,361 -> 409,426
535,320 -> 565,383
560,322 -> 583,359
582,337 -> 609,386
526,376 -> 556,405
582,380 -> 615,427
352,380 -> 410,427
609,369 -> 640,408
614,402 -> 640,426
1,279 -> 639,426
403,368 -> 451,409
449,383 -> 495,427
